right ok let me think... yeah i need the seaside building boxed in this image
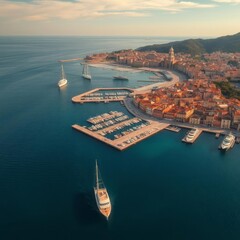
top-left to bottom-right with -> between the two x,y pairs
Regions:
133,78 -> 240,130
85,50 -> 240,131
221,117 -> 231,129
189,115 -> 201,125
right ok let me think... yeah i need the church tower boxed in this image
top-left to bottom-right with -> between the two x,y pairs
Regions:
169,46 -> 175,66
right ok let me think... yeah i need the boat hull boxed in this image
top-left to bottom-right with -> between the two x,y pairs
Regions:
182,129 -> 200,143
58,79 -> 67,88
94,187 -> 111,220
219,139 -> 235,151
113,76 -> 128,80
218,134 -> 235,151
82,74 -> 91,80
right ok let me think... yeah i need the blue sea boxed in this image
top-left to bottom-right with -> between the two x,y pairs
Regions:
0,36 -> 240,240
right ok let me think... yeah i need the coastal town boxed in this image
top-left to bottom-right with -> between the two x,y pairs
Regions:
84,48 -> 240,131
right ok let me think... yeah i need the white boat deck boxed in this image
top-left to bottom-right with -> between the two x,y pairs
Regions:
182,129 -> 203,143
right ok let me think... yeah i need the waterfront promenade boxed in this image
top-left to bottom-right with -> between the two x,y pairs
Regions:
123,97 -> 239,138
134,68 -> 186,94
71,65 -> 240,150
89,63 -> 183,94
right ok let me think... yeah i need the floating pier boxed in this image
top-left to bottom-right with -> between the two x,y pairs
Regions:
58,58 -> 83,63
72,120 -> 169,151
72,88 -> 133,103
165,125 -> 181,133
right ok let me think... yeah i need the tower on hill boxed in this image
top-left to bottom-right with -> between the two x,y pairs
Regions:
169,46 -> 175,66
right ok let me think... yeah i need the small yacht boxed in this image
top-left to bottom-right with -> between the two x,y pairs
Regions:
94,160 -> 111,220
58,64 -> 67,88
113,76 -> 128,80
82,63 -> 91,80
219,132 -> 235,151
184,128 -> 199,143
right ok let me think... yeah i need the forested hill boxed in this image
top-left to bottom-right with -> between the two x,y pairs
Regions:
137,32 -> 240,55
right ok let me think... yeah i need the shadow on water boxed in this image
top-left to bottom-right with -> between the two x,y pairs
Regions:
74,191 -> 106,225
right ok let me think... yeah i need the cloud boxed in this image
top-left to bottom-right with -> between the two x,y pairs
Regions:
213,0 -> 240,2
0,0 -> 216,21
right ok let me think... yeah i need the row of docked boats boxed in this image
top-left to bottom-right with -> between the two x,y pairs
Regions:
183,128 -> 236,151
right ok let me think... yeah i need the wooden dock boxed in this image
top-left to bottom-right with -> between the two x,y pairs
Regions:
58,58 -> 83,63
96,118 -> 138,134
72,121 -> 169,151
72,88 -> 133,103
165,126 -> 181,133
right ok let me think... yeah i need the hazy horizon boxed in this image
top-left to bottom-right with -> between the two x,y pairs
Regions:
0,0 -> 240,37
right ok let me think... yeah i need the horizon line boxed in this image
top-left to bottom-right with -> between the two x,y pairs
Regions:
0,34 -> 224,38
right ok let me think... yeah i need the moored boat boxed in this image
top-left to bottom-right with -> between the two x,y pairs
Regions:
94,160 -> 111,220
58,64 -> 67,88
113,76 -> 128,80
183,128 -> 200,143
82,63 -> 91,80
219,132 -> 235,151
215,133 -> 220,138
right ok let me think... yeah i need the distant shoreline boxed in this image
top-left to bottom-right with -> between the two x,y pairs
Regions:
88,61 -> 187,93
89,62 -> 144,73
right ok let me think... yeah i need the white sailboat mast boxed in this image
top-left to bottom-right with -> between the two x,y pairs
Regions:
61,64 -> 65,79
86,64 -> 88,74
83,63 -> 89,74
96,160 -> 99,190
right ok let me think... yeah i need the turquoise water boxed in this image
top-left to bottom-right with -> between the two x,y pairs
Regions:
0,36 -> 240,240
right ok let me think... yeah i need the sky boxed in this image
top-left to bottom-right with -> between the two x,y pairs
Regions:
0,0 -> 239,37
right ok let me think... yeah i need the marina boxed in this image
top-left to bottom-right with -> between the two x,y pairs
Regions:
72,88 -> 133,103
2,35 -> 240,240
72,103 -> 239,151
72,111 -> 170,151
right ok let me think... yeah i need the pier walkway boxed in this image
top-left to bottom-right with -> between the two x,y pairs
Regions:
133,70 -> 180,94
123,98 -> 229,136
72,88 -> 133,103
72,121 -> 169,151
58,58 -> 83,63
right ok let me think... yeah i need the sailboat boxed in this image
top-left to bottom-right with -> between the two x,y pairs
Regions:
94,160 -> 111,220
82,63 -> 92,80
58,64 -> 68,88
